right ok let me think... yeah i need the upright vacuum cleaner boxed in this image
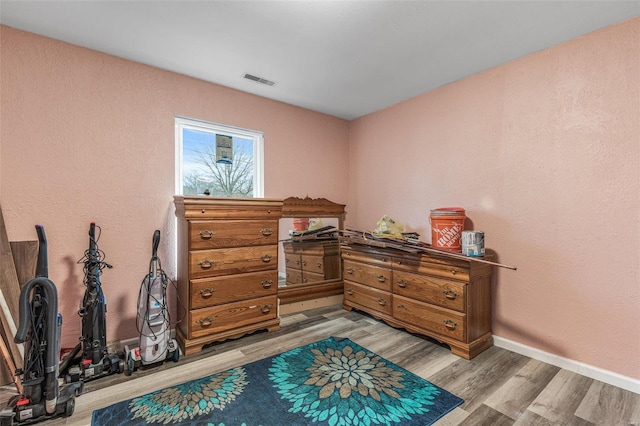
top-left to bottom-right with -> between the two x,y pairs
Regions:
63,223 -> 123,383
124,230 -> 179,375
0,225 -> 82,426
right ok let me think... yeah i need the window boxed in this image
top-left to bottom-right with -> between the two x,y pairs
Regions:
175,117 -> 264,197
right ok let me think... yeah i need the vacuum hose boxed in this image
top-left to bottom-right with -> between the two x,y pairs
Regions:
15,225 -> 59,414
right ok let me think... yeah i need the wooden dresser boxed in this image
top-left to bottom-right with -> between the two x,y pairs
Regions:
283,240 -> 340,285
174,196 -> 283,355
342,244 -> 493,359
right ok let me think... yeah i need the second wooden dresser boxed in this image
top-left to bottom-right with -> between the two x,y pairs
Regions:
174,196 -> 283,355
342,244 -> 493,359
283,240 -> 340,285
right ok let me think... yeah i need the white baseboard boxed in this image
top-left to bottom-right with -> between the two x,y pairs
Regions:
493,336 -> 640,394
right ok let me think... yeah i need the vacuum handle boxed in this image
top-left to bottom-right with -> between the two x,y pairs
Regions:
152,230 -> 160,258
35,225 -> 48,278
89,222 -> 97,254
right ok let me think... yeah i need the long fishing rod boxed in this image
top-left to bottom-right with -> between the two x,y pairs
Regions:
339,228 -> 517,270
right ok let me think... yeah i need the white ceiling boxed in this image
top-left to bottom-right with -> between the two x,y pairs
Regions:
1,1 -> 638,120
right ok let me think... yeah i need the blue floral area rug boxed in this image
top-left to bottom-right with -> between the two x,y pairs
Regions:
92,337 -> 463,426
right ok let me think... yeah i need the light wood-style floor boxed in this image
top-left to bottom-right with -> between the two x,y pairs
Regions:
2,304 -> 639,425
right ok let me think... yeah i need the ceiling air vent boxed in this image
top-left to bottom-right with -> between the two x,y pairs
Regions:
243,73 -> 276,86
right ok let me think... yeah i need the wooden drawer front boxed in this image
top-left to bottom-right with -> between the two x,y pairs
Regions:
189,295 -> 278,339
180,201 -> 282,220
299,242 -> 339,256
393,257 -> 470,282
286,268 -> 303,285
295,245 -> 325,256
190,271 -> 277,309
394,270 -> 466,312
301,254 -> 324,274
285,241 -> 340,256
344,281 -> 392,316
190,220 -> 278,250
303,270 -> 325,284
342,249 -> 391,267
393,295 -> 466,342
189,245 -> 277,279
286,269 -> 324,285
343,260 -> 391,291
285,253 -> 301,269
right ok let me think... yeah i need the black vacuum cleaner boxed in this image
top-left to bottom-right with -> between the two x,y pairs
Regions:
62,222 -> 123,383
0,225 -> 82,426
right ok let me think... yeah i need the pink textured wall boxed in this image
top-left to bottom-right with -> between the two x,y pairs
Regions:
1,18 -> 639,383
349,18 -> 640,379
0,26 -> 349,349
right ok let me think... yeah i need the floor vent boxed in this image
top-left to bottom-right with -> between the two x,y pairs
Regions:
243,73 -> 276,86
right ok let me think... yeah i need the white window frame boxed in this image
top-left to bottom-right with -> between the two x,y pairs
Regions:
175,116 -> 264,197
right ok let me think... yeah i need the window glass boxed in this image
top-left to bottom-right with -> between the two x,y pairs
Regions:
176,117 -> 264,197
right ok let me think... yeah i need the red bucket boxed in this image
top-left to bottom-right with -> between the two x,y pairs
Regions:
292,218 -> 309,231
430,207 -> 465,252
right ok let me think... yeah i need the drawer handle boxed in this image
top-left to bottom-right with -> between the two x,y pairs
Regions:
443,289 -> 458,300
295,260 -> 300,266
377,275 -> 387,283
303,277 -> 308,283
346,267 -> 354,274
316,262 -> 322,268
261,304 -> 272,314
443,319 -> 458,330
397,279 -> 408,288
451,270 -> 457,275
199,230 -> 215,239
261,254 -> 272,263
199,288 -> 215,298
260,228 -> 273,236
261,279 -> 273,289
302,260 -> 307,267
397,304 -> 408,311
198,317 -> 213,327
198,259 -> 215,269
346,288 -> 354,295
377,298 -> 387,306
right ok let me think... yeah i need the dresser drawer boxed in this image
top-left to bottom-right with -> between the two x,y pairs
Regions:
302,270 -> 325,284
394,270 -> 466,312
284,241 -> 340,256
301,254 -> 325,274
393,295 -> 466,342
190,220 -> 278,250
286,268 -> 303,285
342,248 -> 392,267
344,281 -> 392,316
285,253 -> 301,269
189,295 -> 278,339
393,257 -> 469,282
190,270 -> 277,309
286,268 -> 325,285
189,245 -> 277,279
343,260 -> 392,291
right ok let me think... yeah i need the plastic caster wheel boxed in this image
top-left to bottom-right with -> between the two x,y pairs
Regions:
64,397 -> 75,417
125,353 -> 134,376
172,349 -> 180,363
